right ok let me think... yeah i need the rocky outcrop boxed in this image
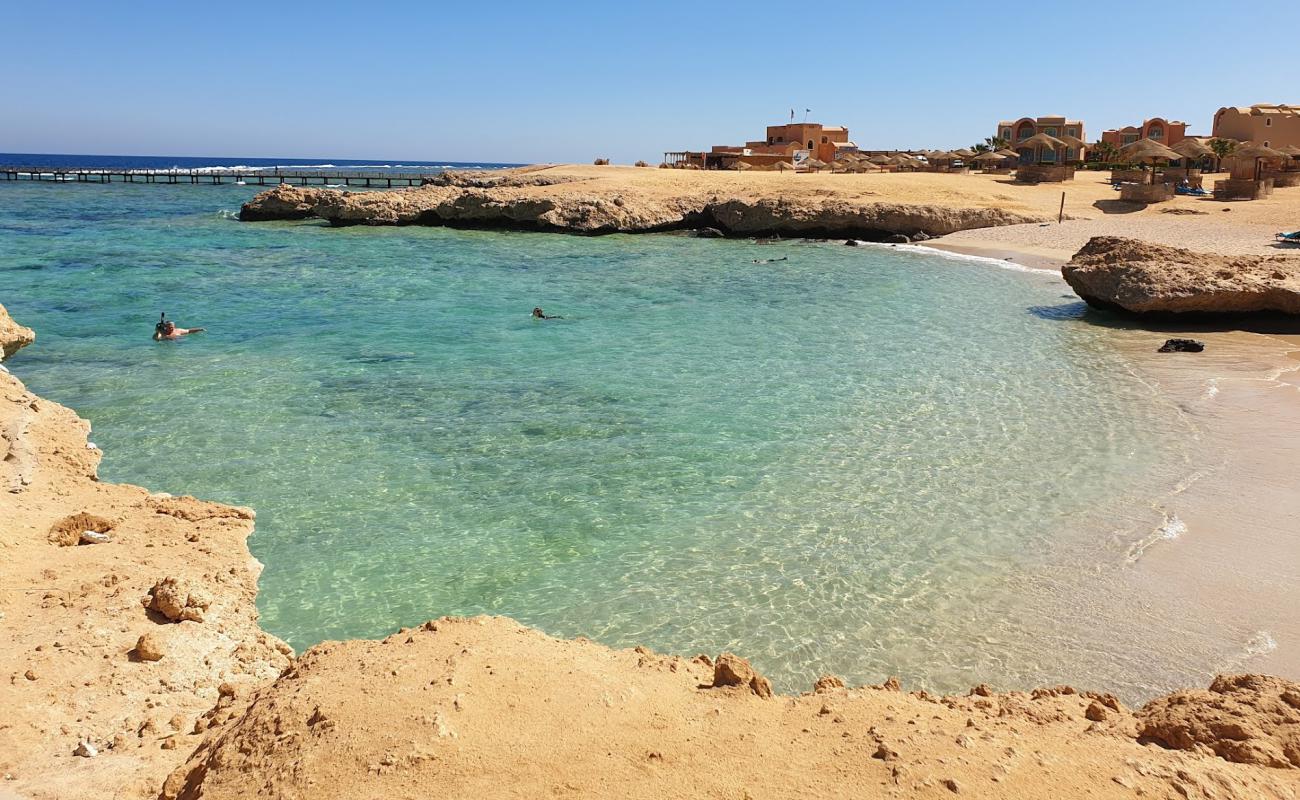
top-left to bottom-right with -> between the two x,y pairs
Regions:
0,308 -> 292,799
1,302 -> 35,359
240,181 -> 1044,238
236,184 -> 330,221
1137,674 -> 1300,768
1063,236 -> 1300,315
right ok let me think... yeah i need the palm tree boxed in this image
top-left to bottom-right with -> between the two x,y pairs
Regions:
984,136 -> 1009,151
972,142 -> 991,154
1091,141 -> 1119,165
1208,138 -> 1237,173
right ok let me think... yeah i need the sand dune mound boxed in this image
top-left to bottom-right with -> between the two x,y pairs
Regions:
1063,236 -> 1300,315
161,615 -> 1300,800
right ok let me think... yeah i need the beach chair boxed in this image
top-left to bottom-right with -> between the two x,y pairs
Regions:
1276,231 -> 1300,244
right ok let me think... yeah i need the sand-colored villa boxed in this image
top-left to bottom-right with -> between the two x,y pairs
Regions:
1101,118 -> 1187,148
1212,104 -> 1300,150
995,116 -> 1086,163
666,122 -> 856,169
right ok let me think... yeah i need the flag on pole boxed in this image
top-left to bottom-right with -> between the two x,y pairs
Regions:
789,108 -> 794,122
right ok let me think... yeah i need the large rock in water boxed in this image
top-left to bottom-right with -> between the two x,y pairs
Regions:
0,303 -> 36,359
238,183 -> 331,221
1062,236 -> 1300,315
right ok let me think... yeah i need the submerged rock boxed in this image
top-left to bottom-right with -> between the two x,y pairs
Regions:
1062,236 -> 1300,315
1158,338 -> 1205,353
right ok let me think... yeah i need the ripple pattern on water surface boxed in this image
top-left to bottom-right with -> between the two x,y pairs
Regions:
2,183 -> 1210,698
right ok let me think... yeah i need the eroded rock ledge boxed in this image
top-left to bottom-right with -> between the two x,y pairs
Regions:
3,306 -> 1300,800
1063,236 -> 1300,315
1,302 -> 36,359
239,177 -> 1044,238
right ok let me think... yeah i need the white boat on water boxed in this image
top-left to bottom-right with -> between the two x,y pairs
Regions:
234,179 -> 247,186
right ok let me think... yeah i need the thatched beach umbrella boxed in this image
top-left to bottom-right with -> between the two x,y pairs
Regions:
996,148 -> 1020,158
776,160 -> 796,172
867,154 -> 892,165
1015,132 -> 1067,164
1172,139 -> 1214,159
1233,142 -> 1287,179
732,160 -> 754,171
971,151 -> 1008,163
953,148 -> 976,158
1171,138 -> 1215,170
804,158 -> 828,172
1120,138 -> 1184,184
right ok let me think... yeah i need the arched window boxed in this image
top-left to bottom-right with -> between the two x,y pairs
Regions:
808,140 -> 814,149
1016,123 -> 1034,140
821,136 -> 828,144
1149,125 -> 1163,139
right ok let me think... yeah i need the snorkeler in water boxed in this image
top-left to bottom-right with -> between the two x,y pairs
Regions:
532,307 -> 563,320
751,256 -> 789,264
152,312 -> 205,341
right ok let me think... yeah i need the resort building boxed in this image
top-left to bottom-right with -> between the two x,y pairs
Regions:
1100,118 -> 1187,148
994,115 -> 1086,163
1212,104 -> 1300,150
665,121 -> 856,169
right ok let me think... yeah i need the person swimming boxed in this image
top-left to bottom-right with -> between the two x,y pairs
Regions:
532,307 -> 563,320
152,312 -> 205,341
751,256 -> 789,264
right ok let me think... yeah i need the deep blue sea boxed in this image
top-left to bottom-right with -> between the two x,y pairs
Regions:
0,152 -> 522,172
1,170 -> 1248,700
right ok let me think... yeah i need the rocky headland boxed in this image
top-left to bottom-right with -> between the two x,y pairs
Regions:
1063,236 -> 1300,315
3,303 -> 1300,800
239,169 -> 1046,238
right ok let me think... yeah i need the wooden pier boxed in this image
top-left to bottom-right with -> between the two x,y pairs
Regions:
0,166 -> 442,188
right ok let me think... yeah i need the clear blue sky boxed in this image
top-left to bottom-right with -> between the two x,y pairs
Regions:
2,0 -> 1294,163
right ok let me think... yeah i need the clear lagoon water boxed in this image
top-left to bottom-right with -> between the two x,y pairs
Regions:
1,179 -> 1219,699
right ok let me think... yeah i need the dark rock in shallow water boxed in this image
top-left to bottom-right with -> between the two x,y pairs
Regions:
693,227 -> 725,238
1158,338 -> 1205,353
887,234 -> 911,244
911,231 -> 931,242
844,239 -> 863,247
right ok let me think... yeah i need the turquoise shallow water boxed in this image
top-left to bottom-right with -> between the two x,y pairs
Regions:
2,182 -> 1206,697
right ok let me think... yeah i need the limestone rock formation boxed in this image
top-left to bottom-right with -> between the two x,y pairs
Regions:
710,652 -> 774,698
0,302 -> 35,359
1138,674 -> 1300,768
239,174 -> 1044,238
0,334 -> 293,799
146,577 -> 212,623
237,183 -> 330,221
1063,236 -> 1300,315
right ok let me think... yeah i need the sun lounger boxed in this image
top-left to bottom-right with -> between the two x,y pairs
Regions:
1276,231 -> 1300,244
1175,186 -> 1210,196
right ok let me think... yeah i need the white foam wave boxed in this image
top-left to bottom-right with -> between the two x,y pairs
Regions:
1125,512 -> 1187,563
1200,379 -> 1220,402
848,240 -> 1064,277
1241,631 -> 1278,659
